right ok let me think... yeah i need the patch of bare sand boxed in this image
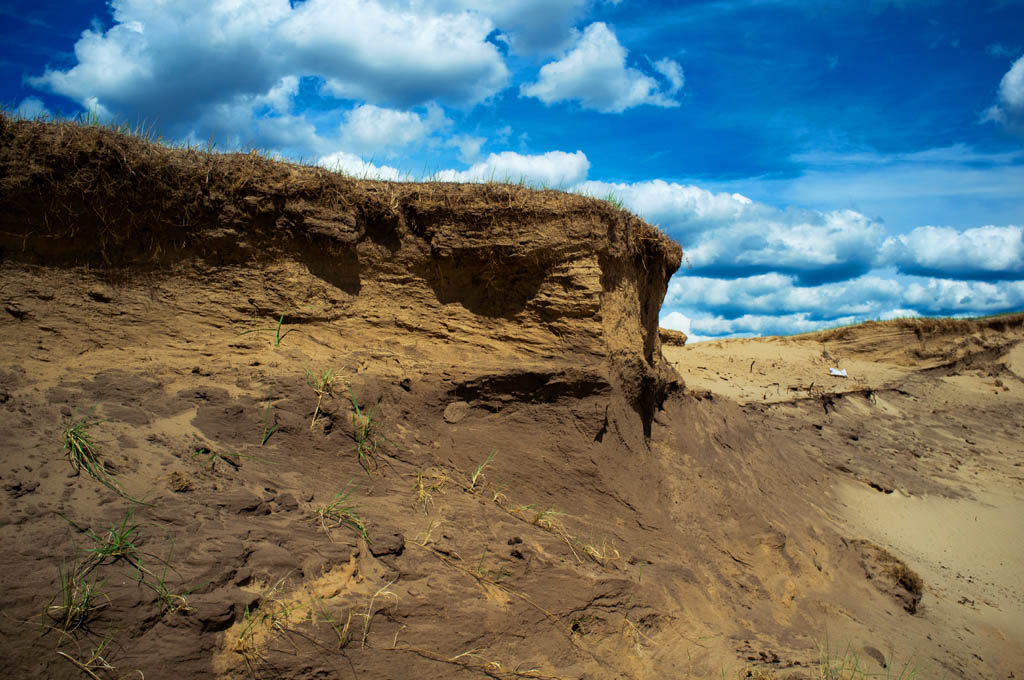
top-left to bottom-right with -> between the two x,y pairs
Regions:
839,481 -> 1024,634
840,480 -> 1024,674
665,316 -> 1024,677
663,336 -> 910,405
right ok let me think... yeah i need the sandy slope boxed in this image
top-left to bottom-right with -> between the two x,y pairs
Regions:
667,315 -> 1024,677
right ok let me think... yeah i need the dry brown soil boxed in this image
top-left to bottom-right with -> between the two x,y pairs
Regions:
1,116 -> 1022,679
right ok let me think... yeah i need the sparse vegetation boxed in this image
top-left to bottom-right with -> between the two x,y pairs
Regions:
56,634 -> 140,680
317,481 -> 370,544
73,508 -> 147,572
347,387 -> 380,472
46,560 -> 107,634
304,366 -> 336,430
357,579 -> 398,648
239,312 -> 289,347
143,535 -> 198,615
62,411 -> 124,497
3,112 -> 1003,679
604,192 -> 625,210
235,573 -> 308,672
411,469 -> 448,513
312,601 -> 354,650
415,519 -> 441,547
815,637 -> 921,680
469,448 -> 496,491
581,533 -> 621,567
54,510 -> 197,626
260,390 -> 279,446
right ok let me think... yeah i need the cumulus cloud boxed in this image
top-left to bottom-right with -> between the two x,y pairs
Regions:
435,0 -> 588,54
684,312 -> 862,339
665,274 -> 902,319
578,179 -> 884,283
901,277 -> 1024,315
337,103 -> 450,156
687,209 -> 885,283
176,76 -> 325,156
880,224 -> 1024,280
316,150 -> 405,180
984,55 -> 1024,134
13,96 -> 51,118
660,311 -> 715,343
447,134 -> 487,163
652,58 -> 684,95
436,149 -> 590,186
287,0 -> 508,106
520,23 -> 683,113
576,179 -> 755,235
659,270 -> 1024,341
660,311 -> 692,335
29,0 -> 509,142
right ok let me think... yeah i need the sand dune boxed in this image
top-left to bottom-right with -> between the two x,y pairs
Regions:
1,115 -> 1021,678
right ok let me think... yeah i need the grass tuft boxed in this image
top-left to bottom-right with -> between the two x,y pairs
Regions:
469,448 -> 496,491
816,635 -> 921,680
239,312 -> 290,347
317,481 -> 370,544
260,389 -> 279,446
347,387 -> 380,472
305,366 -> 336,430
46,560 -> 107,634
56,634 -> 136,680
62,411 -> 123,497
411,469 -> 448,513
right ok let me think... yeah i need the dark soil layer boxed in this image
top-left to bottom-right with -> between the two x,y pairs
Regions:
1,116 -> 1019,679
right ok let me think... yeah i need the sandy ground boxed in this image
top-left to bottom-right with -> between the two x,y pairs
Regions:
2,117 -> 1023,679
666,317 -> 1024,677
841,482 -> 1024,645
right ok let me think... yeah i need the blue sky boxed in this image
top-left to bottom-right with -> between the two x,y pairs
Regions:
3,0 -> 1023,340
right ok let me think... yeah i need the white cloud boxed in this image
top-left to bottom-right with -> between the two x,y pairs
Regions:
878,308 -> 921,321
576,179 -> 755,235
984,55 -> 1024,134
660,311 -> 692,335
436,149 -> 590,186
288,0 -> 508,106
29,0 -> 509,143
262,75 -> 299,114
901,278 -> 1024,315
685,312 -> 862,339
13,96 -> 51,118
687,209 -> 884,280
520,22 -> 682,113
660,270 -> 1024,340
880,224 -> 1024,280
660,311 -> 714,343
314,147 -> 588,186
652,57 -> 684,95
316,150 -> 404,180
665,274 -> 902,319
338,103 -> 450,156
178,76 -> 325,155
433,0 -> 588,54
577,179 -> 883,283
447,134 -> 487,163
